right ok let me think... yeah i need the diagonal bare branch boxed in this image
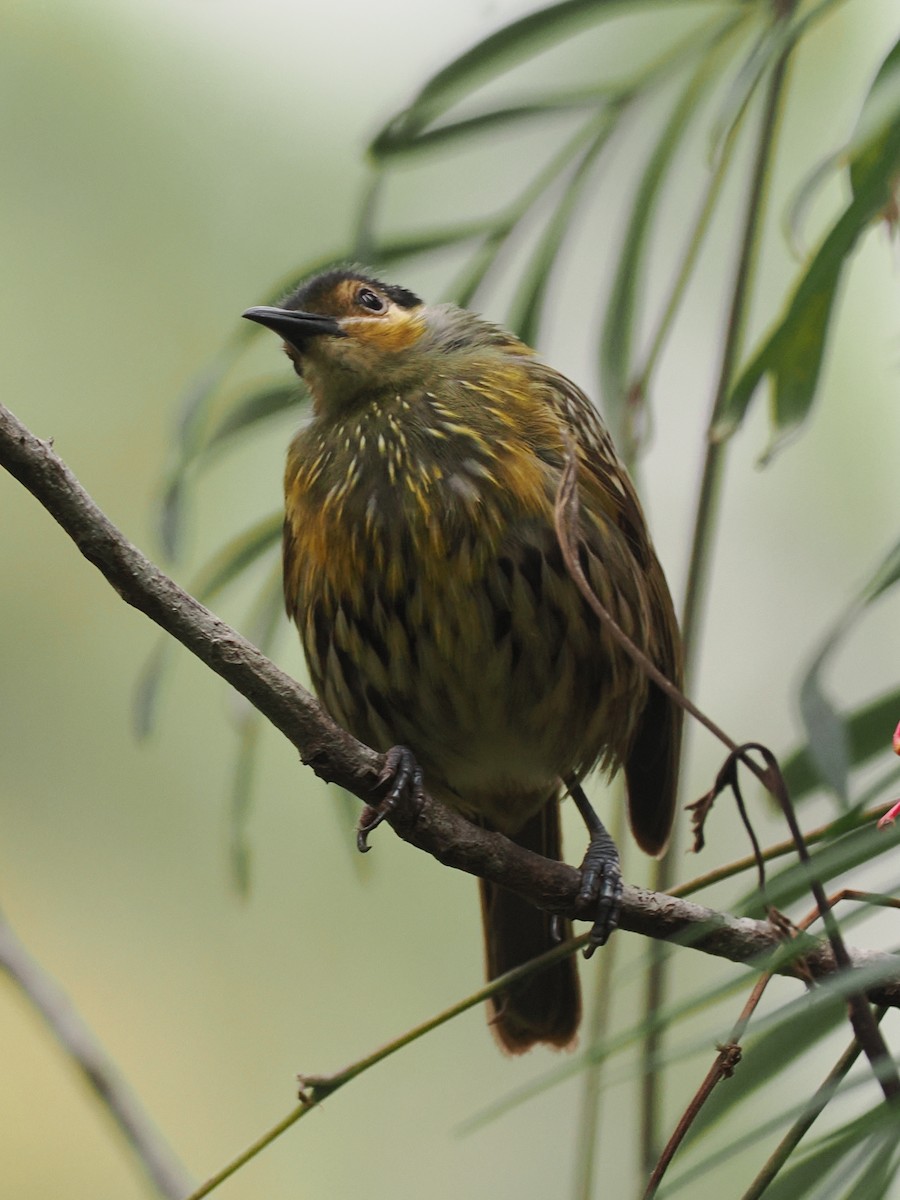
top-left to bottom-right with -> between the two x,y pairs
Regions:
2,399 -> 900,1014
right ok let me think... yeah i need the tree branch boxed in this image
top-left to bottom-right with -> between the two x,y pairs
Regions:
3,399 -> 900,1009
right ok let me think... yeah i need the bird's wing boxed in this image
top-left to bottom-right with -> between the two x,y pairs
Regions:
538,367 -> 684,855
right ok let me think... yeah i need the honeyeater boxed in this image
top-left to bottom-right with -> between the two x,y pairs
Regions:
243,267 -> 682,1053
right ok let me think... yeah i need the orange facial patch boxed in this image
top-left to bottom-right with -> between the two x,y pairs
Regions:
341,307 -> 427,353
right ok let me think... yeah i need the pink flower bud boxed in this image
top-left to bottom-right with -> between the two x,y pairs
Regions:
877,723 -> 900,827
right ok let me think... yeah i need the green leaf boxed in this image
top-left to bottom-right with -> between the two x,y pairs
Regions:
716,213 -> 852,452
356,183 -> 495,265
169,342 -> 247,459
854,1139 -> 900,1200
228,565 -> 286,895
848,35 -> 900,205
839,1134 -> 900,1200
760,1108 -> 900,1200
740,818 -> 900,916
861,535 -> 900,605
782,685 -> 900,802
134,513 -> 283,736
671,1099 -> 897,1199
798,643 -> 854,803
132,639 -> 174,740
785,150 -> 843,256
203,383 -> 305,456
158,342 -> 243,557
445,229 -> 515,310
157,475 -> 187,565
707,0 -> 839,166
787,535 -> 900,801
708,18 -> 788,164
716,47 -> 900,453
370,92 -> 612,161
444,108 -> 620,307
191,512 -> 283,601
464,929 -> 838,1134
373,0 -> 715,150
371,221 -> 496,262
600,19 -> 738,445
355,180 -> 497,266
786,37 -> 900,280
681,993 -> 846,1147
506,115 -> 616,345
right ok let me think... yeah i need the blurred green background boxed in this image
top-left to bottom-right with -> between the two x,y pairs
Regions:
2,2 -> 900,1197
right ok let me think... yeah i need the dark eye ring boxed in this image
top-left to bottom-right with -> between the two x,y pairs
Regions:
356,287 -> 385,312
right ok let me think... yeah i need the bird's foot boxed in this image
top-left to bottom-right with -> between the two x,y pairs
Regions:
576,832 -> 623,957
357,745 -> 426,853
568,780 -> 623,956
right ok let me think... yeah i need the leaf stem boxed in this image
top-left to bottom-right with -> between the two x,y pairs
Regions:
642,18 -> 797,1172
185,940 -> 581,1199
681,41 -> 793,655
447,12 -> 740,308
636,55 -> 749,392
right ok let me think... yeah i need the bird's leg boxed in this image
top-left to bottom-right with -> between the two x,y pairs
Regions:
569,781 -> 623,956
357,745 -> 426,853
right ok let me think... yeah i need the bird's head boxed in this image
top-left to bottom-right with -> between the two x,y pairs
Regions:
243,267 -> 432,413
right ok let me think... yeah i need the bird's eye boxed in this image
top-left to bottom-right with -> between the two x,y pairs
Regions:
356,287 -> 386,313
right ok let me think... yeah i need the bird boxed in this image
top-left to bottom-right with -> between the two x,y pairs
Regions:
243,267 -> 683,1053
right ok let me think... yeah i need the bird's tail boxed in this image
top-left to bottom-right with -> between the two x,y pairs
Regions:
479,798 -> 581,1053
625,565 -> 684,858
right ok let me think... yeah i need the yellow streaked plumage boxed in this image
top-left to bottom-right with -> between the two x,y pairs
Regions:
244,267 -> 683,1054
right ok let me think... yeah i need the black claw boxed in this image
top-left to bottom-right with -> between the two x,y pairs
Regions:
356,804 -> 386,853
378,745 -> 424,805
356,745 -> 425,853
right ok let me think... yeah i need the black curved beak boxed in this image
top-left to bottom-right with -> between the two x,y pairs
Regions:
242,306 -> 344,351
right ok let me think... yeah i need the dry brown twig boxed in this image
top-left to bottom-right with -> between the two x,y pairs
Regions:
554,440 -> 900,1125
643,889 -> 900,1198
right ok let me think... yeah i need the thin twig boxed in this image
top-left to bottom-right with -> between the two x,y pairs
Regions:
187,1105 -> 307,1200
673,803 -> 900,900
0,904 -> 193,1199
644,971 -> 774,1200
645,886 -> 899,1195
188,935 -> 586,1199
753,741 -> 900,1101
686,746 -> 769,893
